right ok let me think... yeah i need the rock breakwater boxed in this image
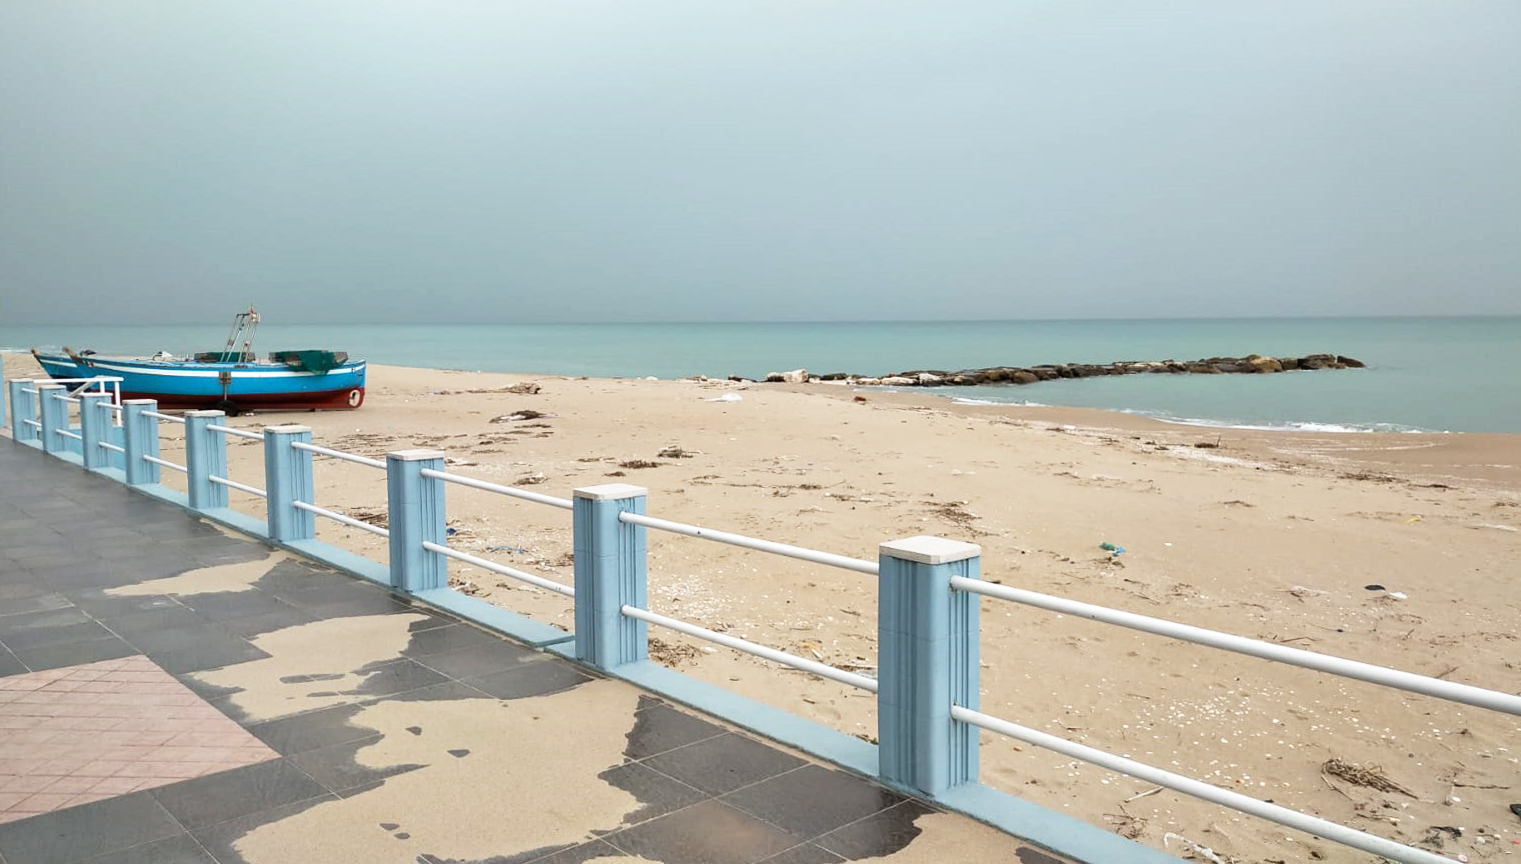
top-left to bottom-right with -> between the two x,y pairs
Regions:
752,353 -> 1365,387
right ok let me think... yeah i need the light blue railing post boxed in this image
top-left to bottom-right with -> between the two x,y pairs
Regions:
183,410 -> 228,510
877,536 -> 982,796
37,384 -> 67,455
122,400 -> 160,485
79,393 -> 110,471
9,380 -> 38,444
264,425 -> 315,542
572,484 -> 649,670
1,363 -> 6,427
386,449 -> 447,593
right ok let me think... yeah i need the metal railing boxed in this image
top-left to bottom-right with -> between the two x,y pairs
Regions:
293,500 -> 390,537
143,411 -> 186,425
291,440 -> 385,469
207,424 -> 265,442
143,454 -> 188,473
618,511 -> 879,575
98,441 -> 125,454
419,468 -> 573,510
622,604 -> 877,691
422,541 -> 574,597
210,475 -> 267,498
951,577 -> 1521,715
57,429 -> 82,441
949,706 -> 1448,864
948,576 -> 1521,864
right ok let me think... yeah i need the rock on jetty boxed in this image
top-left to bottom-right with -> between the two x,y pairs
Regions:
755,354 -> 1365,387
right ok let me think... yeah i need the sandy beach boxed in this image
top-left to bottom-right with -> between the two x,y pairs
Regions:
7,353 -> 1520,863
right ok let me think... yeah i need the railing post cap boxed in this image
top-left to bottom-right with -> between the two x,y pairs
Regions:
122,399 -> 157,405
387,448 -> 445,462
36,383 -> 64,390
183,409 -> 224,418
574,483 -> 649,501
263,424 -> 311,434
79,391 -> 109,399
880,535 -> 982,565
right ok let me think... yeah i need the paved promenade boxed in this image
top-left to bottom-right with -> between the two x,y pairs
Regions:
0,441 -> 1075,864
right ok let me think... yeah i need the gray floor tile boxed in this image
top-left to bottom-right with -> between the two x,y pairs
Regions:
246,703 -> 375,755
606,799 -> 802,864
721,765 -> 907,841
642,732 -> 807,796
812,799 -> 937,859
8,635 -> 137,671
621,702 -> 728,760
149,758 -> 329,830
287,735 -> 425,793
463,659 -> 593,700
189,795 -> 338,864
597,761 -> 708,827
0,791 -> 183,864
76,832 -> 219,864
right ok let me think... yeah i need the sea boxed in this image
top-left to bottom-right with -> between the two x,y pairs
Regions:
3,317 -> 1518,434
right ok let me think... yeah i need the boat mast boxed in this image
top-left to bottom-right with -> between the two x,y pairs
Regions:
221,306 -> 260,361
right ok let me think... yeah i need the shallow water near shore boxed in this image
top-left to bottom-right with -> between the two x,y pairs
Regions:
4,316 -> 1518,432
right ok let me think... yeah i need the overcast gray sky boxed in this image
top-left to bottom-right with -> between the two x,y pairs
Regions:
2,1 -> 1517,324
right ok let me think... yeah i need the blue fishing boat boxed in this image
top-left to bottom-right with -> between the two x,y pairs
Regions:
31,309 -> 366,414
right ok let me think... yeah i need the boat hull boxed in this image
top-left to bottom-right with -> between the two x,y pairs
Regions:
33,354 -> 367,412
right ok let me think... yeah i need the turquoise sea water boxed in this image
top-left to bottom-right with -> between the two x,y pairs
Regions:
3,317 -> 1518,433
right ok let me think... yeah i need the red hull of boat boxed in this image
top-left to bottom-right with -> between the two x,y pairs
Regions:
120,387 -> 365,412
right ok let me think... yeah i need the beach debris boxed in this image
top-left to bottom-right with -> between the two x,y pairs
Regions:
1510,803 -> 1521,821
1322,758 -> 1415,797
853,395 -> 867,402
1476,523 -> 1518,532
618,460 -> 662,469
764,368 -> 808,383
489,409 -> 548,423
502,382 -> 541,395
514,472 -> 546,486
1163,832 -> 1227,864
1099,542 -> 1125,557
486,545 -> 529,553
346,508 -> 389,529
648,636 -> 701,667
1388,591 -> 1408,600
1364,584 -> 1385,591
1402,516 -> 1422,524
445,457 -> 476,467
705,392 -> 743,402
657,446 -> 698,458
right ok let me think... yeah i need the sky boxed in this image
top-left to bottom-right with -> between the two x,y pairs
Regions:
1,1 -> 1518,324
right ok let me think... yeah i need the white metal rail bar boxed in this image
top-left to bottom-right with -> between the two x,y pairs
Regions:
421,541 -> 575,597
21,387 -> 38,395
57,395 -> 81,404
951,577 -> 1521,716
143,411 -> 186,425
418,469 -> 573,510
22,419 -> 41,428
143,455 -> 188,473
98,442 -> 125,454
951,706 -> 1448,864
618,512 -> 879,575
207,424 -> 265,441
57,430 -> 82,441
290,441 -> 386,469
622,605 -> 879,692
210,475 -> 267,498
293,500 -> 391,537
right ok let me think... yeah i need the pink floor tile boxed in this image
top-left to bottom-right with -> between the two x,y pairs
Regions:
0,655 -> 278,824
